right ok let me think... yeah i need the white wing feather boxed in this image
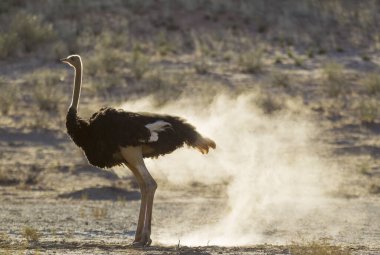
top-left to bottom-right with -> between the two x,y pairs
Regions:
144,120 -> 172,142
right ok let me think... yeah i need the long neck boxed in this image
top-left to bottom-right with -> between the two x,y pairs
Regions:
70,62 -> 82,110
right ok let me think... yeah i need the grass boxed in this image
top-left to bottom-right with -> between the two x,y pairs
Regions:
137,70 -> 185,101
0,232 -> 11,247
357,99 -> 379,124
0,168 -> 20,186
238,48 -> 264,74
271,70 -> 291,89
86,48 -> 126,77
357,161 -> 372,175
0,78 -> 18,115
91,207 -> 108,220
28,70 -> 64,112
322,62 -> 347,97
362,72 -> 380,95
369,183 -> 380,194
22,226 -> 41,243
130,46 -> 150,80
0,11 -> 54,58
290,240 -> 351,255
256,93 -> 282,115
194,58 -> 210,75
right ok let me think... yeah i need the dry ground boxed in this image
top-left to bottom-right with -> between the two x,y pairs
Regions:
1,1 -> 380,254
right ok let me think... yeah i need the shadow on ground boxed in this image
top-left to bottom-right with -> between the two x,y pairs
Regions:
58,186 -> 140,201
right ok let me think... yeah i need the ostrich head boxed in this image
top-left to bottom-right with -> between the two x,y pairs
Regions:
60,54 -> 82,69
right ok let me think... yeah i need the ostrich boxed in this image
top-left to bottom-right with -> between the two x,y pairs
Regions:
60,55 -> 216,246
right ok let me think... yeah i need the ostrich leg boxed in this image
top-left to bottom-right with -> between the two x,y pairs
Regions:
121,146 -> 157,246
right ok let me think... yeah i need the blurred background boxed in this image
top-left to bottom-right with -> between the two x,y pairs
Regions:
0,1 -> 380,253
1,0 -> 379,188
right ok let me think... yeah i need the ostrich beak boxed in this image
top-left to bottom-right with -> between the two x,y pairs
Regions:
60,57 -> 69,63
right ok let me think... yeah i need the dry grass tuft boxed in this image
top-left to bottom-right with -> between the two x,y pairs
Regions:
238,48 -> 264,74
28,70 -> 64,112
0,232 -> 11,247
0,79 -> 18,115
356,99 -> 379,124
87,48 -> 125,77
22,226 -> 41,243
322,62 -> 347,97
290,240 -> 351,255
256,93 -> 282,114
271,70 -> 291,89
194,58 -> 210,75
91,207 -> 108,220
130,46 -> 150,80
362,72 -> 380,95
369,183 -> 380,194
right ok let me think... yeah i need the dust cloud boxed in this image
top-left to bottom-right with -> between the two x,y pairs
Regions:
120,92 -> 338,246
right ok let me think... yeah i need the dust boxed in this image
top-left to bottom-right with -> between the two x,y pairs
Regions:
120,92 -> 339,246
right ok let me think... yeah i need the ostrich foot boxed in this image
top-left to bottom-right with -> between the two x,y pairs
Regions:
132,233 -> 152,247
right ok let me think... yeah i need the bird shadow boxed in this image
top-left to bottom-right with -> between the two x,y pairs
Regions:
58,186 -> 140,201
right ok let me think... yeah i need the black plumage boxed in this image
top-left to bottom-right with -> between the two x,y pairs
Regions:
66,106 -> 206,168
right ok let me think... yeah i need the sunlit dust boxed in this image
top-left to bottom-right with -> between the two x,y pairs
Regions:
120,92 -> 338,246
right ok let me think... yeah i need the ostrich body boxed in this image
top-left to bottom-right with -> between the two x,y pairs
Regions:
61,55 -> 216,246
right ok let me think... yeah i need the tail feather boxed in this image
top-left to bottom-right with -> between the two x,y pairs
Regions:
192,136 -> 216,154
